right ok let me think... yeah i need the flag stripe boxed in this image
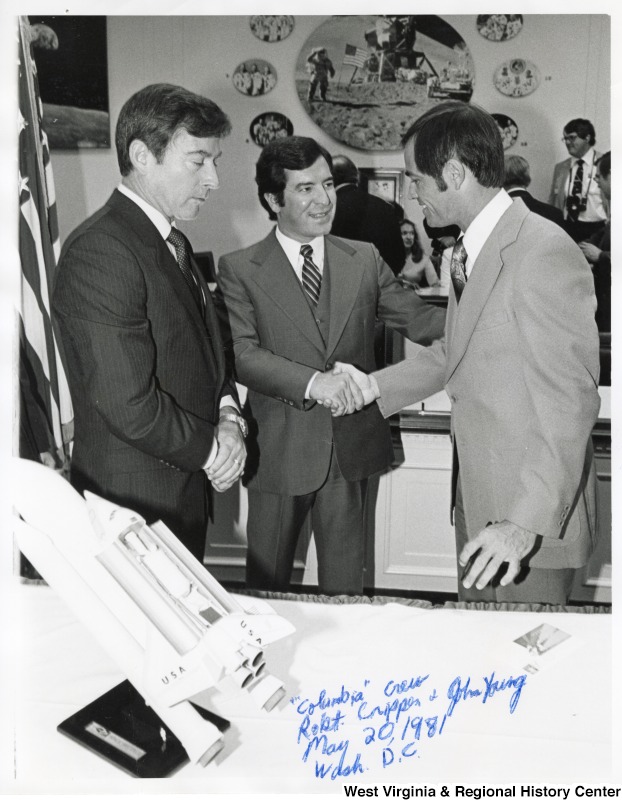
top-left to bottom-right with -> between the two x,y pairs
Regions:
17,15 -> 73,465
19,317 -> 63,452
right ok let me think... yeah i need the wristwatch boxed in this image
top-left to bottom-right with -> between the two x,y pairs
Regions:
219,411 -> 248,438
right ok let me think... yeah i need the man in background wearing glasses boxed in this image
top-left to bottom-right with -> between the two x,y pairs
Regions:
549,118 -> 607,242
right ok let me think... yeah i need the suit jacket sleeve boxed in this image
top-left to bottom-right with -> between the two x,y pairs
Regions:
53,230 -> 216,471
549,161 -> 567,210
374,245 -> 446,344
217,254 -> 317,409
374,336 -> 448,416
505,234 -> 600,536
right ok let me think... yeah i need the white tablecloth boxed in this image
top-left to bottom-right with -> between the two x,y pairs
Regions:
6,584 -> 615,794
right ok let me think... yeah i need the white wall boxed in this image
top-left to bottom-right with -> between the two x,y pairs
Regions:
50,14 -> 611,261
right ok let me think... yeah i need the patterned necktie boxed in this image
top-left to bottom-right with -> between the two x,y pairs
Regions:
566,158 -> 584,222
450,237 -> 468,303
167,227 -> 203,311
300,244 -> 322,306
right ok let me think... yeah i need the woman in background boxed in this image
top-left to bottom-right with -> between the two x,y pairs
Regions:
398,219 -> 439,289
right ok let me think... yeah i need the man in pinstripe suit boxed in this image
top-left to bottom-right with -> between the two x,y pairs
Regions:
52,84 -> 246,561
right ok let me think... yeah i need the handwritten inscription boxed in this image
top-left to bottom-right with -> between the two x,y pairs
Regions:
292,671 -> 527,780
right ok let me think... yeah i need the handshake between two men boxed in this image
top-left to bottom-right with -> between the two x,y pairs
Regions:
309,363 -> 378,416
309,360 -> 540,595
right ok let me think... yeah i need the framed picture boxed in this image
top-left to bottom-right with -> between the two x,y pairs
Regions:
296,15 -> 474,151
493,58 -> 540,98
249,112 -> 294,147
492,113 -> 519,149
232,59 -> 277,96
359,168 -> 404,207
476,14 -> 523,42
249,15 -> 295,43
28,15 -> 110,149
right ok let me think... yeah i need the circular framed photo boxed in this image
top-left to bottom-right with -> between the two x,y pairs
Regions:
233,60 -> 277,97
493,58 -> 540,98
492,113 -> 519,149
250,112 -> 294,147
476,15 -> 523,42
249,15 -> 295,43
296,15 -> 475,151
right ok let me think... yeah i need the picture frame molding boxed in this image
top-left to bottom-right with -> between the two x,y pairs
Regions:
359,167 -> 404,207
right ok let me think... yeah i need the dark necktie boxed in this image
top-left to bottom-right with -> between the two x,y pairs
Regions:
450,237 -> 468,303
566,158 -> 584,222
167,227 -> 203,311
300,244 -> 322,306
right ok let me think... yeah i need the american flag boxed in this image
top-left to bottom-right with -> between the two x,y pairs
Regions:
17,17 -> 73,472
342,44 -> 368,69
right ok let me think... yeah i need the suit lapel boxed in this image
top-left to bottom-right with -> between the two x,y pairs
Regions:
559,158 -> 572,206
106,190 -> 218,376
190,251 -> 222,378
445,201 -> 527,381
325,236 -> 364,358
251,230 -> 326,352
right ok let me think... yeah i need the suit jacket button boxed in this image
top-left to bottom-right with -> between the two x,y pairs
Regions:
326,361 -> 334,370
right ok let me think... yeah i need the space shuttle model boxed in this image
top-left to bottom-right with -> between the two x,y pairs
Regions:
12,457 -> 295,767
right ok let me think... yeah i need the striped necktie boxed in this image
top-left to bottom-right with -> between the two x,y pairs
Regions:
450,237 -> 468,303
300,244 -> 322,306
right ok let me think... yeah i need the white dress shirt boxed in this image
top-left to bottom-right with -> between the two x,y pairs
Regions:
462,189 -> 513,278
275,226 -> 326,398
565,147 -> 606,223
275,226 -> 325,280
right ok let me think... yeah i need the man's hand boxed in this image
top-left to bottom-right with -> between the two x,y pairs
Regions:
332,362 -> 379,406
577,241 -> 602,264
309,371 -> 364,416
206,417 -> 246,493
458,520 -> 538,591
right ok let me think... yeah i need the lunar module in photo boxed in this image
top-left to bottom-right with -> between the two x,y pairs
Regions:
353,16 -> 473,102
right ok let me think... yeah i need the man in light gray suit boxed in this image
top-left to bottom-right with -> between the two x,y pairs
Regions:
217,136 -> 445,595
338,102 -> 600,604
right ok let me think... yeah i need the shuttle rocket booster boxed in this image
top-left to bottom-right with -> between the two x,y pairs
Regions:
12,458 -> 295,766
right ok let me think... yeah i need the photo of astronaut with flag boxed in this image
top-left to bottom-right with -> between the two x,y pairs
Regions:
295,15 -> 474,150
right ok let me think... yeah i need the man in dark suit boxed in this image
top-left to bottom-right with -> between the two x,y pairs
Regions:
52,84 -> 247,561
330,154 -> 405,275
579,150 -> 611,335
504,154 -> 564,227
217,137 -> 445,595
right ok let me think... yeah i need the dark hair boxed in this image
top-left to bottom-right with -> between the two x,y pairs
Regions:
423,219 -> 461,241
402,101 -> 505,190
597,150 -> 611,178
563,118 -> 596,146
400,219 -> 424,262
115,83 -> 231,177
332,154 -> 359,186
503,154 -> 531,189
255,136 -> 333,219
